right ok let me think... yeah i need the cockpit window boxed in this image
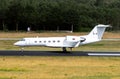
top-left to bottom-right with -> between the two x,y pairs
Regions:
20,39 -> 25,41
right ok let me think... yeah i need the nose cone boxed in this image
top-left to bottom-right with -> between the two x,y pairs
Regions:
14,42 -> 20,46
14,41 -> 25,46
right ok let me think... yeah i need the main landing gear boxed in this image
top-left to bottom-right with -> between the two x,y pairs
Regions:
62,47 -> 67,52
62,47 -> 73,52
70,47 -> 73,51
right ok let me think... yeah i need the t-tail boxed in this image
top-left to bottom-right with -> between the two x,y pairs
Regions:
81,24 -> 110,45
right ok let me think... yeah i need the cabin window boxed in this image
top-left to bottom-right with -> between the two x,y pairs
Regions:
44,41 -> 46,43
48,41 -> 51,43
35,41 -> 37,43
57,40 -> 60,42
72,38 -> 75,40
53,40 -> 55,43
39,41 -> 41,43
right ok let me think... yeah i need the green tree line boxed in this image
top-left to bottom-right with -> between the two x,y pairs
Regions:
0,0 -> 120,31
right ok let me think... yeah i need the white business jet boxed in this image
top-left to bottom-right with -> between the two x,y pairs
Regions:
14,24 -> 110,51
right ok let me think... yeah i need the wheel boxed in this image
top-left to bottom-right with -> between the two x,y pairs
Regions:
62,47 -> 67,52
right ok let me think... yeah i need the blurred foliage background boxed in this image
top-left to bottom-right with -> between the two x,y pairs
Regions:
0,0 -> 120,32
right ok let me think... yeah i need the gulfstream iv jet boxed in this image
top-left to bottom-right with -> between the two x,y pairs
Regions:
14,24 -> 110,51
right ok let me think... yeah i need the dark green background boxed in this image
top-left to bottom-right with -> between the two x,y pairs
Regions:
0,0 -> 120,31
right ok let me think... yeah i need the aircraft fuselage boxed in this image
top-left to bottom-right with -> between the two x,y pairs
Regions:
14,24 -> 110,51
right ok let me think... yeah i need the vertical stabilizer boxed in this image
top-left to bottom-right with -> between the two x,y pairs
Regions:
88,24 -> 110,40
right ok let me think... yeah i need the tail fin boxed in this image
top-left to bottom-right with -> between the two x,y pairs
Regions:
88,24 -> 110,40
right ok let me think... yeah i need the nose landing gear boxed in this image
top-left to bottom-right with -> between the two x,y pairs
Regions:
21,47 -> 24,52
